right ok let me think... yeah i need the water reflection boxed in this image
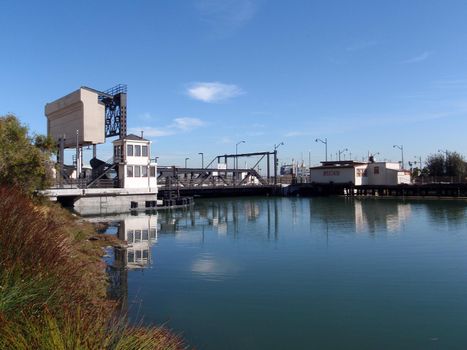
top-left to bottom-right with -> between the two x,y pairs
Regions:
156,198 -> 278,239
83,197 -> 467,350
424,200 -> 467,228
311,198 -> 412,235
86,212 -> 158,269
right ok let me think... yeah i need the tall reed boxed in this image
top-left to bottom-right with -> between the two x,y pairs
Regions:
0,187 -> 186,349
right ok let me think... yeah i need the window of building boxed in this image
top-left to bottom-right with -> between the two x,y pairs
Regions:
142,230 -> 149,241
135,166 -> 141,177
136,250 -> 142,260
114,145 -> 123,161
127,144 -> 134,157
150,166 -> 156,177
142,145 -> 148,157
127,230 -> 134,243
128,251 -> 135,263
142,166 -> 148,177
143,250 -> 149,259
374,166 -> 380,175
150,228 -> 156,240
135,145 -> 141,156
135,230 -> 141,243
127,166 -> 133,177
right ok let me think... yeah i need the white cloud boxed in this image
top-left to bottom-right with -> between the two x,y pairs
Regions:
138,112 -> 154,121
187,82 -> 244,103
134,127 -> 174,137
130,117 -> 205,137
195,0 -> 258,35
402,51 -> 433,64
171,117 -> 205,130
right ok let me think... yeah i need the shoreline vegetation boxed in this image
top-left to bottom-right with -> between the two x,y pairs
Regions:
0,186 -> 186,349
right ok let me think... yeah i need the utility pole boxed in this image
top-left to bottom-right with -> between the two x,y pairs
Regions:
315,138 -> 328,161
393,144 -> 404,169
198,152 -> 204,169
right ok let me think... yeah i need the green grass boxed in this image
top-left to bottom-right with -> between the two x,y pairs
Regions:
0,187 -> 186,349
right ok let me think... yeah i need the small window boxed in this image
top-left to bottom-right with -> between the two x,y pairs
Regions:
135,230 -> 141,242
142,166 -> 148,177
130,201 -> 138,209
136,250 -> 142,260
135,145 -> 141,157
143,250 -> 149,259
128,251 -> 135,263
127,144 -> 133,157
150,166 -> 156,177
150,228 -> 156,239
127,230 -> 134,243
145,200 -> 155,208
142,230 -> 149,241
142,145 -> 148,157
374,166 -> 380,175
135,166 -> 141,177
127,166 -> 133,177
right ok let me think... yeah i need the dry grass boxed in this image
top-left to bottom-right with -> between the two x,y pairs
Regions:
0,187 -> 186,349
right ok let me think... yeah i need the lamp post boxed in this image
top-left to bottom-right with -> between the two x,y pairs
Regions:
315,138 -> 328,161
274,142 -> 284,150
438,149 -> 449,175
273,142 -> 283,185
369,152 -> 379,162
198,152 -> 204,169
438,149 -> 449,159
393,144 -> 404,169
235,140 -> 245,170
338,148 -> 348,161
414,155 -> 422,170
185,157 -> 190,168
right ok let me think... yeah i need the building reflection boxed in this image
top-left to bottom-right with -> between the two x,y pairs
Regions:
84,212 -> 158,310
310,197 -> 412,235
114,213 -> 158,269
156,198 -> 278,239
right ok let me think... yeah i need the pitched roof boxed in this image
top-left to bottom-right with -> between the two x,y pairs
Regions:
124,133 -> 149,142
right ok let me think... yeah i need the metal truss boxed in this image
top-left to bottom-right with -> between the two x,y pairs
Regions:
99,84 -> 127,139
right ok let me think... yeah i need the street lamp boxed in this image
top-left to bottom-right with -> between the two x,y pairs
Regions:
393,144 -> 404,169
438,149 -> 449,159
274,142 -> 284,150
369,152 -> 379,162
185,157 -> 190,168
414,155 -> 422,169
315,138 -> 328,161
338,148 -> 348,161
198,152 -> 204,169
235,140 -> 245,170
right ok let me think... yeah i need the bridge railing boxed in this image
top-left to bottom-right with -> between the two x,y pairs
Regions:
413,176 -> 467,184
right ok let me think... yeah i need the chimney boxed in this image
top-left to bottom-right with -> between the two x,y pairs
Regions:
141,130 -> 144,139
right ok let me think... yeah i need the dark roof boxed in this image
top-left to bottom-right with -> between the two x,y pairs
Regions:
320,161 -> 367,166
124,133 -> 149,142
311,165 -> 362,170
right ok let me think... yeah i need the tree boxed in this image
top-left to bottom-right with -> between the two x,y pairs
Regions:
425,151 -> 466,178
445,151 -> 466,177
425,153 -> 445,177
0,114 -> 55,194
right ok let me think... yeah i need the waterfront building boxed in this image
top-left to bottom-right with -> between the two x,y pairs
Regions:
309,160 -> 411,185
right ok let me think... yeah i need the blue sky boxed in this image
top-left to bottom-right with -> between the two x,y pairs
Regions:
1,0 -> 467,167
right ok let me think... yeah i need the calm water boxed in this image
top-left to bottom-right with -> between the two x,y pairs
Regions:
100,197 -> 467,349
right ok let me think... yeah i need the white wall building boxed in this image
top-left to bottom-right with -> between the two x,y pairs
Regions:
113,134 -> 158,192
309,161 -> 411,185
